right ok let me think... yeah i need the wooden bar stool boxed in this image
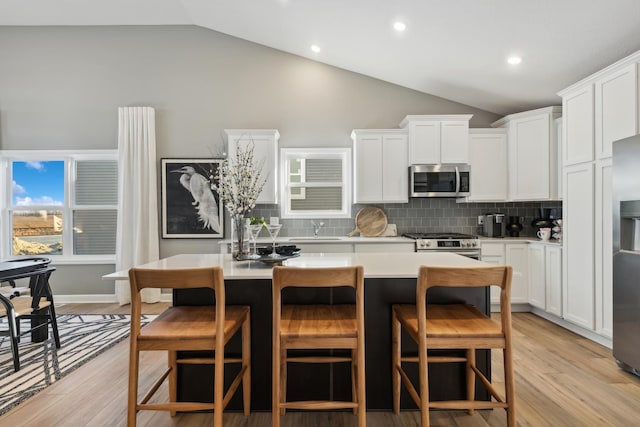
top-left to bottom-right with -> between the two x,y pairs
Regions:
392,265 -> 515,427
272,265 -> 366,427
127,267 -> 250,427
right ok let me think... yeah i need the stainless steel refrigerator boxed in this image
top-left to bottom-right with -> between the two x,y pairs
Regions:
613,134 -> 640,375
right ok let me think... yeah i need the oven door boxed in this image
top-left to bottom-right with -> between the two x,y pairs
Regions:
410,164 -> 470,197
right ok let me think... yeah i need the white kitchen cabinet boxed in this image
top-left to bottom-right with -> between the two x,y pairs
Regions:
528,243 -> 546,309
467,129 -> 508,201
351,129 -> 408,203
594,63 -> 639,159
224,129 -> 280,204
595,158 -> 613,338
528,243 -> 563,316
561,85 -> 594,166
546,245 -> 563,317
506,243 -> 529,304
555,118 -> 563,198
492,107 -> 562,201
482,242 -> 528,307
563,162 -> 595,329
481,242 -> 506,306
399,115 -> 473,164
558,51 -> 640,341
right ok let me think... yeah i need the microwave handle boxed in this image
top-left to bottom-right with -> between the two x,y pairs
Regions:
455,166 -> 460,194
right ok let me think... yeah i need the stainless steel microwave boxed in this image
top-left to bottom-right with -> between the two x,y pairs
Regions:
409,164 -> 470,197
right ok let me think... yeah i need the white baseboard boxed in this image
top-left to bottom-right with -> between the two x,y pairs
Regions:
530,307 -> 613,349
491,303 -> 612,349
55,293 -> 173,304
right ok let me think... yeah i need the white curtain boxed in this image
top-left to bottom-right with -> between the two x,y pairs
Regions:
115,106 -> 161,305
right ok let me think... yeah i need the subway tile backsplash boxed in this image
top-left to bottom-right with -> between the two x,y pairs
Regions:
247,199 -> 562,238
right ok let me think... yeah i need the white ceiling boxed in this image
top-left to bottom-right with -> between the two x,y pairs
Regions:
2,0 -> 640,115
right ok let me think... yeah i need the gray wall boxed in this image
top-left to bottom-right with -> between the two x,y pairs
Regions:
0,25 -> 503,297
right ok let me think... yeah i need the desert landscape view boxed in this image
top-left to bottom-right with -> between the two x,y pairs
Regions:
12,213 -> 62,255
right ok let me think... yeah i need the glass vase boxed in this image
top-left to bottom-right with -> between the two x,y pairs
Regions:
231,215 -> 250,259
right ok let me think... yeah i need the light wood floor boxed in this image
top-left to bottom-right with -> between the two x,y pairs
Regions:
2,304 -> 640,426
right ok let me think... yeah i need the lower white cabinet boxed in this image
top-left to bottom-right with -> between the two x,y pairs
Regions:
563,163 -> 595,329
505,243 -> 529,304
528,244 -> 546,309
482,242 -> 528,306
546,245 -> 563,317
528,243 -> 563,317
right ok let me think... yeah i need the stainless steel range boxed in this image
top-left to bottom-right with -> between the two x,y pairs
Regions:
403,232 -> 480,259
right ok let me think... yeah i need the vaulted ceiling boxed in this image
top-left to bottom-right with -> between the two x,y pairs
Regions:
2,0 -> 640,115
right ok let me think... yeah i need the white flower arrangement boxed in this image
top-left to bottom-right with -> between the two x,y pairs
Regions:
213,142 -> 266,218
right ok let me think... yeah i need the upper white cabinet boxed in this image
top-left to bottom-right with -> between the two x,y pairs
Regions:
224,129 -> 279,204
594,63 -> 639,159
400,115 -> 473,164
492,106 -> 562,201
560,54 -> 640,164
467,129 -> 508,201
351,129 -> 408,203
561,85 -> 594,166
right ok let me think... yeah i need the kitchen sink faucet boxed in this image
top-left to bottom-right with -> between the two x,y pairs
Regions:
311,220 -> 325,238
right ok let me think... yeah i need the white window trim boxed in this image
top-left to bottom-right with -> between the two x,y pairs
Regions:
0,149 -> 118,263
279,147 -> 352,219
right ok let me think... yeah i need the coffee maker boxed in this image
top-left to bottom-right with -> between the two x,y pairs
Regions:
483,213 -> 506,238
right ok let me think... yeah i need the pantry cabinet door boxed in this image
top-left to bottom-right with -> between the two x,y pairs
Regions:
594,64 -> 638,159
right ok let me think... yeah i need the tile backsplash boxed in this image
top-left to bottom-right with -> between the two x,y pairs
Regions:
246,199 -> 562,238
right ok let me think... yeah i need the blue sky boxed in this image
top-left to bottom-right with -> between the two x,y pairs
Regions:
12,161 -> 64,206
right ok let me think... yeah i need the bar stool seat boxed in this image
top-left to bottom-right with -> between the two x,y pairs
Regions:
272,265 -> 366,427
127,267 -> 251,427
392,265 -> 516,427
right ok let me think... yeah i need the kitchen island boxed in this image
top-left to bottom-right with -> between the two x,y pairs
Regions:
104,252 -> 490,411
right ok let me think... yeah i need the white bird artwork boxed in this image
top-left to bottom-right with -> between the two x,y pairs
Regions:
171,166 -> 221,233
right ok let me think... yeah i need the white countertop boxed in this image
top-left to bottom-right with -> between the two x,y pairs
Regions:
479,236 -> 562,246
103,252 -> 486,281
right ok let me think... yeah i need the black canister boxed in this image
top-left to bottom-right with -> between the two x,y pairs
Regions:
506,216 -> 524,237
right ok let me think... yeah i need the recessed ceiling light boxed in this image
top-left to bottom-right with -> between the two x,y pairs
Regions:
507,56 -> 522,65
311,45 -> 321,53
393,21 -> 407,32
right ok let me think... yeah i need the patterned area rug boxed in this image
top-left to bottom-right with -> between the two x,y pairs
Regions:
0,314 -> 153,416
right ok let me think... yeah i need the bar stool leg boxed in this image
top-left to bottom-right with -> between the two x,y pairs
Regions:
391,308 -> 401,415
466,348 -> 476,415
242,311 -> 251,416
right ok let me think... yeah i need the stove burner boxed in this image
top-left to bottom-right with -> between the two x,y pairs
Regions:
403,232 -> 478,240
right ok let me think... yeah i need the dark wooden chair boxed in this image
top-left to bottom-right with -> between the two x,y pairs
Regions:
392,265 -> 515,427
0,257 -> 60,372
272,265 -> 366,427
127,266 -> 250,427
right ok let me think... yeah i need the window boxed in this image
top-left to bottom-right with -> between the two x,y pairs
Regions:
0,150 -> 118,262
280,148 -> 351,218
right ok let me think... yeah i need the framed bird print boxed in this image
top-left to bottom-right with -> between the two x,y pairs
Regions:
161,158 -> 224,239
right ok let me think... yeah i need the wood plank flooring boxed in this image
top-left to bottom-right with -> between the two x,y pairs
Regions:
2,304 -> 640,426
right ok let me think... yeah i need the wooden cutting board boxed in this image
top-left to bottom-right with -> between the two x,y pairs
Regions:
347,207 -> 388,237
